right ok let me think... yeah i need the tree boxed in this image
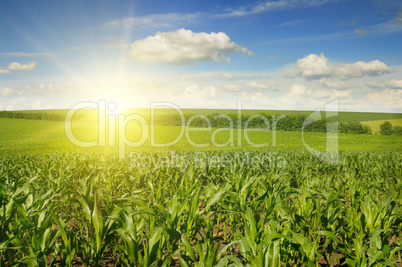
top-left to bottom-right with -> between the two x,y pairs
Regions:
393,126 -> 402,136
363,125 -> 372,135
379,121 -> 393,135
339,121 -> 371,134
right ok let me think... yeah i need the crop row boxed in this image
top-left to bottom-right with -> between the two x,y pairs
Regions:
0,151 -> 401,266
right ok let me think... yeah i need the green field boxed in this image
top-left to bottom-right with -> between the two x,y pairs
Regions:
0,111 -> 401,266
1,117 -> 401,155
1,151 -> 401,266
361,119 -> 402,134
10,108 -> 402,123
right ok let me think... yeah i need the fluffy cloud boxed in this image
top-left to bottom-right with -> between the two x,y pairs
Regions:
319,78 -> 349,89
31,100 -> 55,110
366,79 -> 402,89
290,53 -> 393,79
184,84 -> 217,98
129,29 -> 253,65
0,69 -> 11,74
222,81 -> 277,92
0,84 -> 56,96
291,53 -> 332,79
223,84 -> 240,92
288,84 -> 307,97
363,89 -> 402,109
0,97 -> 26,111
245,81 -> 278,90
35,83 -> 57,94
279,83 -> 353,106
385,79 -> 402,88
8,61 -> 36,71
219,72 -> 234,80
0,87 -> 21,96
239,91 -> 277,109
180,75 -> 207,82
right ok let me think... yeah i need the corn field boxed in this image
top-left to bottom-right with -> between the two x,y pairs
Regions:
0,151 -> 401,266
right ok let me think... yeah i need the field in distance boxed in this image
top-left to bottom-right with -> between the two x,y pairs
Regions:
1,114 -> 401,155
10,108 -> 402,123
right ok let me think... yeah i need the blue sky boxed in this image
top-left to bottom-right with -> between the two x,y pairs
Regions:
0,0 -> 401,112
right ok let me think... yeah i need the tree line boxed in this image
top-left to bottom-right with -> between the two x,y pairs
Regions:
379,121 -> 402,136
154,113 -> 370,134
0,111 -> 90,122
5,110 -> 400,135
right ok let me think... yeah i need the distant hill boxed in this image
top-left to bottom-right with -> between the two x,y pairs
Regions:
8,108 -> 402,123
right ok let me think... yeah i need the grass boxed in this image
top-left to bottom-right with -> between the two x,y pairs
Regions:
361,118 -> 402,134
1,117 -> 401,156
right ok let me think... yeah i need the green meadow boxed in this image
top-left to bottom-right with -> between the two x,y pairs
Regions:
361,118 -> 402,134
0,113 -> 401,155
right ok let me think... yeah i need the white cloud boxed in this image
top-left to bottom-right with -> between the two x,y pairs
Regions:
277,19 -> 305,28
319,78 -> 349,89
291,53 -> 332,79
103,39 -> 129,49
366,79 -> 402,89
363,89 -> 402,109
219,1 -> 293,18
0,87 -> 22,96
218,0 -> 330,18
8,61 -> 36,71
219,72 -> 234,80
386,79 -> 402,88
31,100 -> 55,110
394,12 -> 402,23
0,69 -> 11,74
244,81 -> 278,90
290,53 -> 393,79
278,83 -> 354,107
184,84 -> 217,98
180,75 -> 207,82
355,28 -> 369,35
35,83 -> 57,94
336,60 -> 393,79
288,84 -> 307,97
31,100 -> 44,110
0,97 -> 26,111
1,52 -> 57,58
102,1 -> 331,30
102,13 -> 199,30
0,84 -> 57,96
223,84 -> 240,92
366,81 -> 385,88
222,80 -> 278,93
239,91 -> 277,109
128,29 -> 253,65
